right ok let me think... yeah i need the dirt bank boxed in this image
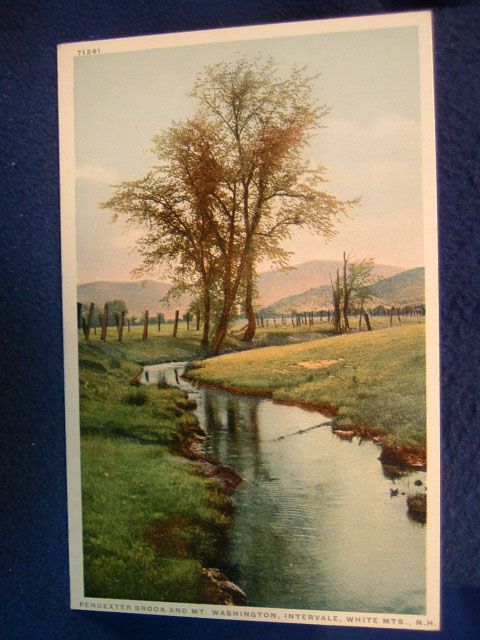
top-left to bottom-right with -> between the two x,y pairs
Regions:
183,372 -> 426,471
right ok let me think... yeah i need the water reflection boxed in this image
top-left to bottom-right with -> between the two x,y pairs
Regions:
143,362 -> 426,614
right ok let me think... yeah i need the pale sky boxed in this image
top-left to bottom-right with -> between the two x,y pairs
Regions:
74,25 -> 423,283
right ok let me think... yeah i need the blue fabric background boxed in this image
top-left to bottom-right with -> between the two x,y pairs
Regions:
1,1 -> 479,638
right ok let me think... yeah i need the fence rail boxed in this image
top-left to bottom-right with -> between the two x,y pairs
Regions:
77,302 -> 425,342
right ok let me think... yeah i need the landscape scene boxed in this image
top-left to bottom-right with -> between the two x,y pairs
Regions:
74,24 -> 432,617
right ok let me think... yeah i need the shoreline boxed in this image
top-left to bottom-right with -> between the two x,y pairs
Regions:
155,371 -> 245,604
183,371 -> 426,471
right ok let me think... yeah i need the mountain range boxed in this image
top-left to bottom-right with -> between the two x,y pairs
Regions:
77,260 -> 422,318
260,267 -> 425,315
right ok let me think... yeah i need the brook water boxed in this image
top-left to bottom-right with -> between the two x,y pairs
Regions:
142,361 -> 426,614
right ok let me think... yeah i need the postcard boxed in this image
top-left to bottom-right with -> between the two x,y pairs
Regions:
58,10 -> 439,631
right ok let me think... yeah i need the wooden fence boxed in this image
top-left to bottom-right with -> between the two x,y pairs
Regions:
77,302 -> 425,341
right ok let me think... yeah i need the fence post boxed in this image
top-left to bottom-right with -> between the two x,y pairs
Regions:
84,302 -> 94,340
364,312 -> 372,331
186,312 -> 190,331
100,303 -> 109,341
142,310 -> 149,341
118,311 -> 125,342
157,313 -> 161,332
172,310 -> 179,338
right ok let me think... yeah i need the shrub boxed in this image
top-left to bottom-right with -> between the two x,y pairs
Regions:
123,389 -> 148,406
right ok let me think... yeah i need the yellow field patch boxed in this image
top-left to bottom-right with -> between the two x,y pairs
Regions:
297,359 -> 342,369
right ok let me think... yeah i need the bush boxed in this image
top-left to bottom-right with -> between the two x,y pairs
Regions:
123,389 -> 148,406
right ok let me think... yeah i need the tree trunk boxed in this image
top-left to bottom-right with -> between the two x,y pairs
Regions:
211,305 -> 232,354
364,312 -> 372,331
201,291 -> 211,349
242,252 -> 256,342
142,310 -> 149,341
172,310 -> 179,338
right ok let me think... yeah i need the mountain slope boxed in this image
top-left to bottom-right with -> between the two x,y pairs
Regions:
261,267 -> 425,314
370,267 -> 425,306
77,280 -> 191,319
77,260 -> 409,318
257,259 -> 402,306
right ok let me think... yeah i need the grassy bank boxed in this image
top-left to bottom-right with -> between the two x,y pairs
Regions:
186,324 -> 427,466
79,314 -> 423,360
79,342 -> 231,602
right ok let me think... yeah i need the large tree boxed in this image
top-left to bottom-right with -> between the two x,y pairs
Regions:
103,116 -> 225,348
104,56 -> 357,353
192,56 -> 355,347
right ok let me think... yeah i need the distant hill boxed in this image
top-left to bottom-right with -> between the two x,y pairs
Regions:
77,260 -> 410,318
77,280 -> 191,319
261,267 -> 425,314
370,267 -> 425,306
257,259 -> 402,306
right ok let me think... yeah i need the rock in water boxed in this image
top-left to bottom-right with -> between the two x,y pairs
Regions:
202,567 -> 246,605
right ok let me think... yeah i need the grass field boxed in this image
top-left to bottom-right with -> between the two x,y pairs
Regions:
79,344 -> 231,602
79,313 -> 423,360
186,323 -> 427,459
79,315 -> 426,600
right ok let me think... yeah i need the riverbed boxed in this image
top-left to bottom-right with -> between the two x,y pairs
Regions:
142,361 -> 426,614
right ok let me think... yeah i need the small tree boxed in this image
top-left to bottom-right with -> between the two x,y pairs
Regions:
331,255 -> 375,332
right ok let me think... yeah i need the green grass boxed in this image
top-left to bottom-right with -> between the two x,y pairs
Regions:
186,324 -> 426,449
82,435 -> 230,602
79,318 -> 426,600
79,347 -> 230,602
79,325 -> 206,365
79,314 -> 423,362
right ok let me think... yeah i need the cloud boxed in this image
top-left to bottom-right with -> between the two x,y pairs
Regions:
76,163 -> 120,184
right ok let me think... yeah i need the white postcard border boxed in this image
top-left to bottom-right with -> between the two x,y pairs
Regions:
58,10 -> 440,631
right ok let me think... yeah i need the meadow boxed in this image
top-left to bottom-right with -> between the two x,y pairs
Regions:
79,342 -> 231,602
79,315 -> 426,601
186,322 -> 427,465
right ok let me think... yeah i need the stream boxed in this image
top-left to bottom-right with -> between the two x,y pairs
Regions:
142,361 -> 426,614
